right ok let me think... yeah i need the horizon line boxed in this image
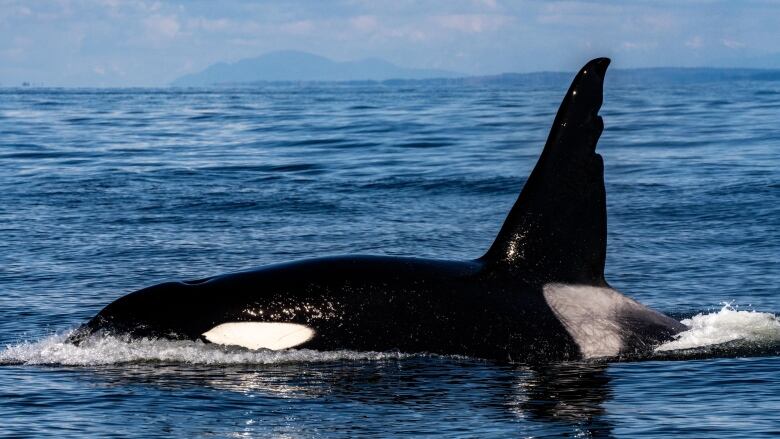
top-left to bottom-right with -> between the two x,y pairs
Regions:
4,64 -> 780,89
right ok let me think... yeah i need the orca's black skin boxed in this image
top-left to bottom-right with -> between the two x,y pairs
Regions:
70,58 -> 687,362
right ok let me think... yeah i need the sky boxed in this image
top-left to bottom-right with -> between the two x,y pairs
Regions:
1,0 -> 779,86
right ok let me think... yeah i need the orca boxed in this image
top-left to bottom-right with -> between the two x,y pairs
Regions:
69,58 -> 687,362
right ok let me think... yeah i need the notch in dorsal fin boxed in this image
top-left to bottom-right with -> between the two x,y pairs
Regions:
481,58 -> 610,285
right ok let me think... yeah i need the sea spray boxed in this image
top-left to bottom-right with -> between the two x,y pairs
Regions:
656,304 -> 780,352
0,331 -> 410,366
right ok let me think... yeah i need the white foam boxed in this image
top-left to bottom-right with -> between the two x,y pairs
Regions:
0,331 -> 409,366
656,304 -> 780,352
4,304 -> 778,365
2,109 -> 47,119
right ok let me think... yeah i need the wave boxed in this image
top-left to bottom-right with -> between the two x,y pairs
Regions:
655,304 -> 780,355
0,332 -> 410,366
2,304 -> 777,366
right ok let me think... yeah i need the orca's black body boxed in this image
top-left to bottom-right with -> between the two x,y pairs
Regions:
71,58 -> 687,362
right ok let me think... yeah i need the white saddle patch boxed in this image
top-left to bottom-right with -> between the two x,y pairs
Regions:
202,322 -> 315,350
543,283 -> 638,359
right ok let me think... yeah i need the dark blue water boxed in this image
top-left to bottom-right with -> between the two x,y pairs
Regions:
0,81 -> 778,437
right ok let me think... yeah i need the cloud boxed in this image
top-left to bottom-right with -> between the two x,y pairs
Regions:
685,35 -> 703,49
97,0 -> 121,8
16,5 -> 31,16
619,41 -> 658,51
721,38 -> 745,49
536,2 -> 621,26
0,36 -> 32,60
433,14 -> 510,33
350,15 -> 378,32
472,0 -> 498,9
636,13 -> 676,32
143,14 -> 181,40
0,47 -> 24,59
279,20 -> 314,35
188,17 -> 231,32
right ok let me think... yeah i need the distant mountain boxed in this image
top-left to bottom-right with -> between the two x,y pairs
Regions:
380,67 -> 780,88
172,50 -> 460,86
608,67 -> 780,83
172,52 -> 780,87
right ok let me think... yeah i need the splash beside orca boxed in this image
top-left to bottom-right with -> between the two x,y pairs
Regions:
69,58 -> 688,362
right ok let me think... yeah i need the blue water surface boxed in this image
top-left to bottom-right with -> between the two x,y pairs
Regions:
0,79 -> 778,437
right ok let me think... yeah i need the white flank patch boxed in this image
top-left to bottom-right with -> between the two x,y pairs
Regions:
202,322 -> 315,350
543,283 -> 642,359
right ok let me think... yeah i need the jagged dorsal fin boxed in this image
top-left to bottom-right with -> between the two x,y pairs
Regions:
481,58 -> 610,285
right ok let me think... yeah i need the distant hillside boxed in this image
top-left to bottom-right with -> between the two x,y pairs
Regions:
172,52 -> 780,87
172,50 -> 460,86
384,68 -> 780,87
609,67 -> 780,83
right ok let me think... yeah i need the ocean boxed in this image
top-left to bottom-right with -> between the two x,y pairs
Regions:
0,78 -> 778,437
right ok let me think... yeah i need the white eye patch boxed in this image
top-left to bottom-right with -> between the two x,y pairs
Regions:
202,322 -> 315,350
